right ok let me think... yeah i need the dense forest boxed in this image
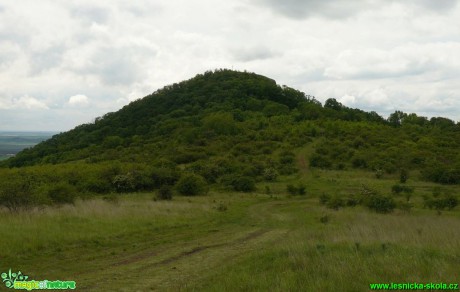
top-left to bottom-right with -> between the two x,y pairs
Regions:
1,69 -> 459,210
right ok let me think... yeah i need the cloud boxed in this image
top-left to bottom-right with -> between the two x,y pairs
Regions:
323,42 -> 460,80
257,0 -> 459,19
1,0 -> 460,131
338,94 -> 356,106
417,0 -> 458,12
231,46 -> 280,62
0,95 -> 49,110
68,94 -> 89,107
70,5 -> 110,24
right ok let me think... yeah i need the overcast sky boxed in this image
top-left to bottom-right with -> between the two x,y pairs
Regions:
1,0 -> 459,131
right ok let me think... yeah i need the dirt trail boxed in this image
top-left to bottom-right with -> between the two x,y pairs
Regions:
79,228 -> 285,291
76,198 -> 293,291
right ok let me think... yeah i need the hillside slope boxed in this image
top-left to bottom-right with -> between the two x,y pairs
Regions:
0,69 -> 459,208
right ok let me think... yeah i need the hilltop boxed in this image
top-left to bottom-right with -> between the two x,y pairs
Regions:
0,69 -> 459,208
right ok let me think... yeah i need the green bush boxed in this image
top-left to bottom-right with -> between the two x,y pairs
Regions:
112,174 -> 136,193
263,167 -> 278,181
391,184 -> 413,194
326,195 -> 345,210
286,184 -> 306,196
232,176 -> 256,192
400,168 -> 409,183
83,178 -> 112,194
365,195 -> 396,214
424,194 -> 458,210
46,182 -> 77,205
176,174 -> 208,196
157,185 -> 173,200
309,154 -> 332,169
0,179 -> 46,211
319,193 -> 331,205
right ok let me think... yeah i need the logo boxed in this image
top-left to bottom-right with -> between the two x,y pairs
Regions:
1,269 -> 76,290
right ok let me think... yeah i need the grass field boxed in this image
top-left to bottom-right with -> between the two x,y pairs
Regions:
1,163 -> 459,291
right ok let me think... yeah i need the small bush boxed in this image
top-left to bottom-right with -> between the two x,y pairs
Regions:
176,174 -> 208,196
0,179 -> 45,211
400,168 -> 409,183
319,215 -> 329,224
309,154 -> 332,169
286,184 -> 306,196
47,182 -> 77,205
326,195 -> 345,210
345,194 -> 360,207
112,173 -> 136,193
263,167 -> 278,181
157,185 -> 173,200
319,193 -> 331,205
286,184 -> 297,195
424,194 -> 458,210
232,176 -> 256,192
366,195 -> 396,214
391,184 -> 413,194
352,157 -> 367,169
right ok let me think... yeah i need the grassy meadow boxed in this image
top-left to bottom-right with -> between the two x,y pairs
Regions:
1,162 -> 458,291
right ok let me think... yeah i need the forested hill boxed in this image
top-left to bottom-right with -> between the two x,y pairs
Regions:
2,69 -> 386,168
2,69 -> 460,191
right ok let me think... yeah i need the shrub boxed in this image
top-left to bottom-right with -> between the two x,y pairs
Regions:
400,168 -> 409,183
345,194 -> 360,207
424,194 -> 458,210
221,174 -> 256,192
232,176 -> 256,192
309,154 -> 332,169
176,174 -> 208,196
286,184 -> 306,196
391,184 -> 413,194
83,178 -> 112,193
365,195 -> 396,214
319,193 -> 331,205
286,184 -> 297,195
112,174 -> 135,193
352,157 -> 367,169
326,195 -> 345,210
0,179 -> 46,211
279,151 -> 295,165
46,182 -> 77,205
157,185 -> 173,200
150,167 -> 180,187
263,167 -> 278,181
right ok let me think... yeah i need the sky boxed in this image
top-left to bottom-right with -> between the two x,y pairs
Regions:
1,0 -> 459,131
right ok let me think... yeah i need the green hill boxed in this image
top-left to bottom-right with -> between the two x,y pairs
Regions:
0,69 -> 459,207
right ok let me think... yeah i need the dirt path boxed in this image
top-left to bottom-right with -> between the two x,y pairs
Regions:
73,198 -> 295,291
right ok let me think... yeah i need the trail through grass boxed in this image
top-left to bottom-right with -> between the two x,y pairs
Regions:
1,174 -> 459,291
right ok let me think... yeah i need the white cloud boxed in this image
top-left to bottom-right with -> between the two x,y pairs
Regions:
68,94 -> 89,107
0,95 -> 49,110
1,0 -> 460,131
339,94 -> 356,106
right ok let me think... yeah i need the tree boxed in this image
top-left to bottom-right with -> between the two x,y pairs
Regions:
388,111 -> 407,127
324,98 -> 343,111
